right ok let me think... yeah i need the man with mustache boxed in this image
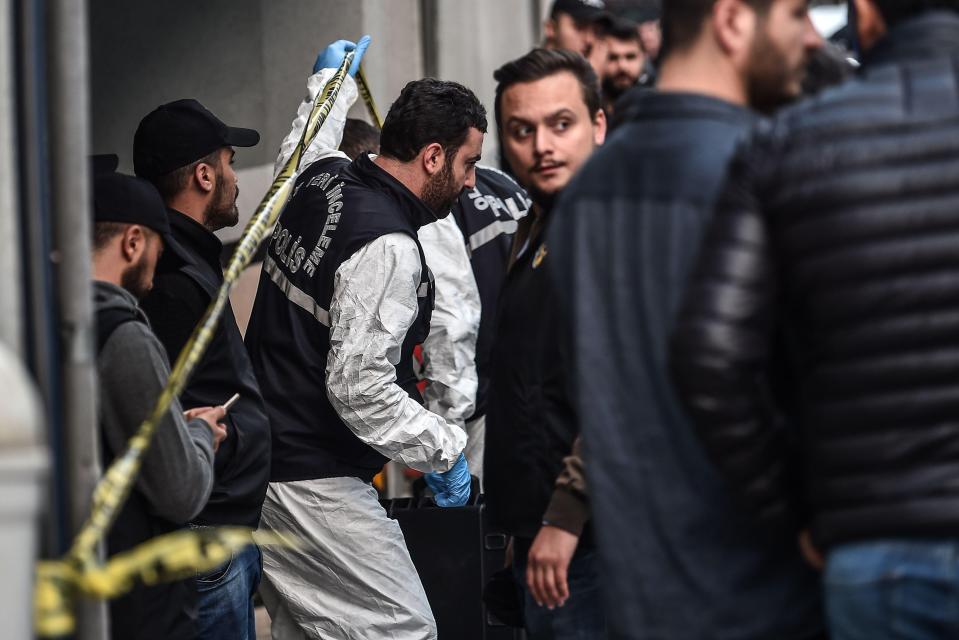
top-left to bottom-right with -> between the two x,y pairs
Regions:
483,48 -> 607,639
134,99 -> 271,640
244,40 -> 485,639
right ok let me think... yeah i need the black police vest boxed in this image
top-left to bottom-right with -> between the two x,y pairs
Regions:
96,307 -> 198,640
451,166 -> 531,419
246,153 -> 435,483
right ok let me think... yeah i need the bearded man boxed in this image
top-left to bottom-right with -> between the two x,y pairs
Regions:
134,99 -> 271,640
244,40 -> 486,639
546,0 -> 826,638
602,16 -> 653,115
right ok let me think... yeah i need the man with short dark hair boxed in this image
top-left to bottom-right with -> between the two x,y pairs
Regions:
134,98 -> 271,640
671,1 -> 959,637
245,39 -> 485,639
91,163 -> 226,640
602,16 -> 652,114
547,0 -> 824,638
339,117 -> 381,159
485,47 -> 607,639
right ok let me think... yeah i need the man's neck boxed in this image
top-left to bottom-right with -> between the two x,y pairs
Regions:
165,195 -> 208,229
656,45 -> 748,107
373,155 -> 426,200
92,257 -> 124,291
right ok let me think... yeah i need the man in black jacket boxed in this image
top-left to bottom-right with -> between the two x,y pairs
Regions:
671,1 -> 959,637
547,0 -> 823,638
484,48 -> 607,639
134,100 -> 270,640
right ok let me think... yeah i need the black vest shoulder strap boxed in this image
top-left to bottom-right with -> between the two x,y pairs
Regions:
96,306 -> 143,354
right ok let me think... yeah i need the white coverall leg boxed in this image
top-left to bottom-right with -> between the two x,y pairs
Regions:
260,478 -> 436,640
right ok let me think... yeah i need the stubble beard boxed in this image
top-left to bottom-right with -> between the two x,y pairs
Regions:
121,256 -> 152,301
745,30 -> 803,114
421,157 -> 459,217
204,172 -> 240,231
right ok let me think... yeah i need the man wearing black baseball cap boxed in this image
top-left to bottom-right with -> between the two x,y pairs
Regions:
91,165 -> 227,640
544,0 -> 612,78
134,100 -> 271,640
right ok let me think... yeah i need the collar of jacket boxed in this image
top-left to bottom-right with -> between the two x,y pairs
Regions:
863,10 -> 959,68
350,152 -> 440,230
508,201 -> 552,271
93,279 -> 148,322
165,208 -> 224,273
616,90 -> 754,128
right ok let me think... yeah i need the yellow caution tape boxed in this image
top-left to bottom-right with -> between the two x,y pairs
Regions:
35,529 -> 297,637
34,50 -> 356,637
357,64 -> 383,130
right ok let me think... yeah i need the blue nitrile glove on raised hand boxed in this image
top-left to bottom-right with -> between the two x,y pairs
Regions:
313,35 -> 371,76
423,453 -> 471,507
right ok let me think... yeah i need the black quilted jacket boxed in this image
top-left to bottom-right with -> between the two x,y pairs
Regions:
671,11 -> 959,549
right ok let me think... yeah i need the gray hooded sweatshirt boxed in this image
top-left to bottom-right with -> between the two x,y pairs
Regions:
96,280 -> 215,523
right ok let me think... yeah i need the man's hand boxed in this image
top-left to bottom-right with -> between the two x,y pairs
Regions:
799,529 -> 824,571
422,453 -> 471,507
313,36 -> 372,76
526,525 -> 579,609
185,406 -> 228,452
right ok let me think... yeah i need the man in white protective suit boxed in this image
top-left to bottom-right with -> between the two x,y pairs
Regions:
244,38 -> 487,639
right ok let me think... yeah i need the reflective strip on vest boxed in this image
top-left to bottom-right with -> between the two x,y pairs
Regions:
469,219 -> 519,252
263,255 -> 331,326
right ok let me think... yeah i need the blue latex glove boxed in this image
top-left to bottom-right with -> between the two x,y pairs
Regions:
312,35 -> 371,76
423,453 -> 471,507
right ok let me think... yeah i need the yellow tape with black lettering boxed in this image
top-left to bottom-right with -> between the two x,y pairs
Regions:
357,64 -> 383,130
34,50 -> 356,637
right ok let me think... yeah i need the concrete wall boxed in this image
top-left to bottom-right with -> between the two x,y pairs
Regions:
90,0 -> 430,246
89,0 -> 426,168
88,0 -> 539,325
0,0 -> 22,352
436,0 -> 539,165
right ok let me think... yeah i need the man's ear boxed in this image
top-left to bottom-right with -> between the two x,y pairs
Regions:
544,18 -> 557,44
855,0 -> 888,52
712,0 -> 758,62
193,160 -> 216,194
120,224 -> 146,263
592,109 -> 608,146
420,142 -> 446,177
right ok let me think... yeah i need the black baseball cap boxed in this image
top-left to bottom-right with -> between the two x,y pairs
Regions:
550,0 -> 609,23
91,153 -> 119,175
93,169 -> 173,242
133,99 -> 259,179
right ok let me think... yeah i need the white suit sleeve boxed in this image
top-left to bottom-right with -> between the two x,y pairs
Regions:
418,216 -> 480,428
326,233 -> 468,473
274,68 -> 358,177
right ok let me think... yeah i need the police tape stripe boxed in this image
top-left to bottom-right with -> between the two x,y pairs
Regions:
34,50 -> 356,638
35,529 -> 297,637
357,64 -> 383,130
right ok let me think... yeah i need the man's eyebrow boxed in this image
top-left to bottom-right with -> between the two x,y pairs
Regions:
505,116 -> 533,127
545,108 -> 577,121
